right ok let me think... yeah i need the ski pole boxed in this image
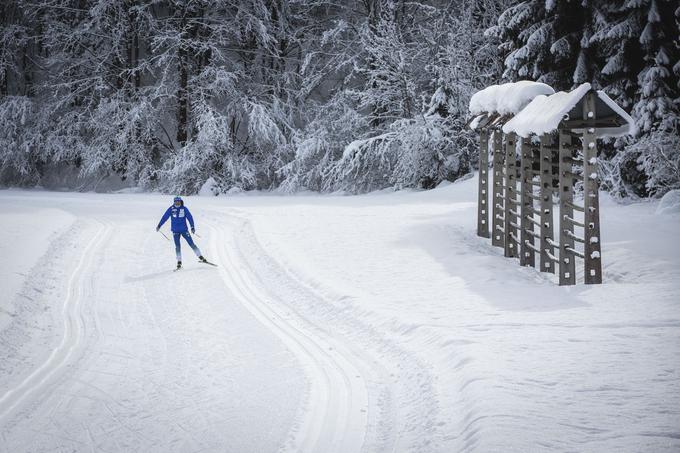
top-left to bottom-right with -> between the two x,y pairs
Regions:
158,230 -> 170,241
193,232 -> 202,238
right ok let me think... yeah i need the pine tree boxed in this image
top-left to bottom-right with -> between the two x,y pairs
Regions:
597,0 -> 680,197
490,0 -> 606,90
626,0 -> 680,196
631,0 -> 679,133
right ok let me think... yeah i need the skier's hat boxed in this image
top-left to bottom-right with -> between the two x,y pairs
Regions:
173,196 -> 183,205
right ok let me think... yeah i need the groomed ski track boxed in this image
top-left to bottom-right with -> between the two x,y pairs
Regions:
209,218 -> 369,452
0,198 -> 313,452
0,219 -> 111,423
205,208 -> 441,453
2,188 -> 678,452
0,195 -> 439,452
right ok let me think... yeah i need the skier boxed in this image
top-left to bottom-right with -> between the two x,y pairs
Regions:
156,196 -> 211,270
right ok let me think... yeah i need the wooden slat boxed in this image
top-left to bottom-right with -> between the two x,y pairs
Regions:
545,250 -> 560,263
565,201 -> 585,212
524,228 -> 540,239
562,215 -> 585,228
563,230 -> 585,243
546,237 -> 559,248
565,246 -> 585,259
524,240 -> 540,253
562,156 -> 583,165
563,170 -> 583,181
525,215 -> 541,227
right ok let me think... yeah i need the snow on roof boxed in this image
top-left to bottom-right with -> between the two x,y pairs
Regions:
469,81 -> 555,116
502,83 -> 591,137
502,83 -> 637,138
469,114 -> 485,130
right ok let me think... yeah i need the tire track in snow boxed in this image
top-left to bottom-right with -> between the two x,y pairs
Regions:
0,219 -> 112,424
208,221 -> 369,453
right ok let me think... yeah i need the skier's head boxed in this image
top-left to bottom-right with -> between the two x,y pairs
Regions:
173,196 -> 183,207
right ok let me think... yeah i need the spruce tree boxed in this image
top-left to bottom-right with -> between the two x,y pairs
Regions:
489,0 -> 603,90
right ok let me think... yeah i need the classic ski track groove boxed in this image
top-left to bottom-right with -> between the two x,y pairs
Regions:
208,220 -> 369,453
216,210 -> 443,452
0,218 -> 112,423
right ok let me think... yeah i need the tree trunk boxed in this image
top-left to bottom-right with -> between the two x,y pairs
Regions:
177,42 -> 188,146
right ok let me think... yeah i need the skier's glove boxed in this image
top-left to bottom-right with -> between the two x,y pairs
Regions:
191,227 -> 195,234
156,226 -> 160,232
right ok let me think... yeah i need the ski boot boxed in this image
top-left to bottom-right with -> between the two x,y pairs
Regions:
176,260 -> 182,270
198,255 -> 217,266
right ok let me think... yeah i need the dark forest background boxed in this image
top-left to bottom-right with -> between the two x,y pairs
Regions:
1,0 -> 678,197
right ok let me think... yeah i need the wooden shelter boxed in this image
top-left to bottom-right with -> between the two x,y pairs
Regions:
469,82 -> 636,285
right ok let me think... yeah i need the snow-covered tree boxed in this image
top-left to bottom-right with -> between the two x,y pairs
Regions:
488,0 -> 605,90
492,0 -> 679,198
597,0 -> 680,197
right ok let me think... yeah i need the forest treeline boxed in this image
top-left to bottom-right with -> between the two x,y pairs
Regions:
1,0 -> 678,196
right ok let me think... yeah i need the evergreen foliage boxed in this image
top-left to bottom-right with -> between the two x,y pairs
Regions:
1,0 -> 508,194
0,0 -> 677,197
490,0 -> 680,198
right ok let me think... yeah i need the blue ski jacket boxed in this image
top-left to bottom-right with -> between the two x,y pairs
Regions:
157,204 -> 195,233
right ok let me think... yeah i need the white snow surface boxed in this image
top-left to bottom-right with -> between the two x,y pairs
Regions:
502,83 -> 636,138
1,180 -> 679,452
468,114 -> 485,131
656,189 -> 680,215
198,176 -> 219,196
502,83 -> 592,137
469,81 -> 555,116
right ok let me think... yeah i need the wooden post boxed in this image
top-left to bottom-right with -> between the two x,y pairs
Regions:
519,137 -> 535,267
558,131 -> 576,285
503,132 -> 518,257
477,130 -> 490,238
582,92 -> 603,284
539,134 -> 555,273
491,130 -> 505,248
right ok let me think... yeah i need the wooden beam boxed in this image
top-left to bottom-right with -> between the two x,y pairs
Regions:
582,92 -> 603,284
491,130 -> 505,248
558,130 -> 576,285
477,130 -> 490,238
474,114 -> 495,130
503,132 -> 518,258
561,117 -> 625,129
520,137 -> 536,267
539,134 -> 555,274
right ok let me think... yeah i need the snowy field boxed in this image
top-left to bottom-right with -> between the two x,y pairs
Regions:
1,176 -> 679,452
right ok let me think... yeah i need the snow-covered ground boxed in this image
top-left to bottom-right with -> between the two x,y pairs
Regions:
1,177 -> 678,452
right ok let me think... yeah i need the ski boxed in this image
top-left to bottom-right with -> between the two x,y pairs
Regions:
173,267 -> 182,272
199,260 -> 218,267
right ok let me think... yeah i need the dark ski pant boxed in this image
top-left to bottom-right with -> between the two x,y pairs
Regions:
173,231 -> 201,261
